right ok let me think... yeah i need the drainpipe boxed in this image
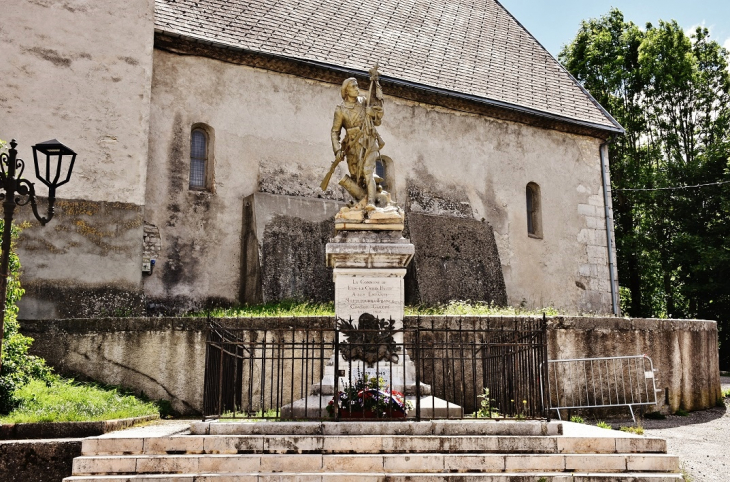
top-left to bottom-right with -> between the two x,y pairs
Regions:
599,139 -> 619,315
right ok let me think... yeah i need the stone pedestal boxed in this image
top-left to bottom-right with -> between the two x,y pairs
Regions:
282,230 -> 462,418
326,231 -> 414,392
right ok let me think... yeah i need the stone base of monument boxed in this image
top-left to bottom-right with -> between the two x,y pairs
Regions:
308,352 -> 432,396
67,420 -> 680,481
280,395 -> 462,419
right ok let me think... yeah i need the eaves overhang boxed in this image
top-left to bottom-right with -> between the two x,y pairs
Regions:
154,29 -> 625,139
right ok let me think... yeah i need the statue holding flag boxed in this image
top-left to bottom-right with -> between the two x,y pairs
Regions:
322,65 -> 403,226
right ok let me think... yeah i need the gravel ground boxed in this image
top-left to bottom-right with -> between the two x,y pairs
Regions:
639,376 -> 730,482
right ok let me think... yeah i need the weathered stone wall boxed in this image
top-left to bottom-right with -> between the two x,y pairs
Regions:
21,316 -> 719,415
16,200 -> 145,319
145,49 -> 615,313
2,0 -> 155,318
241,192 -> 341,305
547,317 -> 721,413
22,318 -> 208,415
0,439 -> 81,482
239,193 -> 506,307
405,212 -> 507,305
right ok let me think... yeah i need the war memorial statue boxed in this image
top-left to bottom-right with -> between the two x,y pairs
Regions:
321,64 -> 404,228
286,65 -> 459,418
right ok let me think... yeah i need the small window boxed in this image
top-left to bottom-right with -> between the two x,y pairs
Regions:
375,158 -> 386,188
526,182 -> 542,238
375,155 -> 395,199
190,127 -> 209,190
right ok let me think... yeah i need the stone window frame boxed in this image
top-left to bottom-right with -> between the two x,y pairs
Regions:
376,155 -> 396,201
189,123 -> 215,192
526,182 -> 542,239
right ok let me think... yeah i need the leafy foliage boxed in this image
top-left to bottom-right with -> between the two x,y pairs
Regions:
561,10 -> 730,367
0,220 -> 55,414
475,387 -> 499,418
569,415 -> 585,424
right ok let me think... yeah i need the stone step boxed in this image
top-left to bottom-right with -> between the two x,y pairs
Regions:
190,421 -> 561,436
71,453 -> 680,476
64,472 -> 685,481
82,435 -> 667,456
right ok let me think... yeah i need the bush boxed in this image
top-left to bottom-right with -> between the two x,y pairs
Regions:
0,219 -> 55,414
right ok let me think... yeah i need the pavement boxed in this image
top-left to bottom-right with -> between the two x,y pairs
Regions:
96,419 -> 192,438
640,376 -> 730,482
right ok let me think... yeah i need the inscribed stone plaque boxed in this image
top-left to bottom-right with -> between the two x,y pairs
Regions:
334,269 -> 405,325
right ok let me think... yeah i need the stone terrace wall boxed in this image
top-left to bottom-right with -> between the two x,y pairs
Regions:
21,316 -> 720,415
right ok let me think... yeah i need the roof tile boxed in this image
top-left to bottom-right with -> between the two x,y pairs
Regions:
155,0 -> 618,129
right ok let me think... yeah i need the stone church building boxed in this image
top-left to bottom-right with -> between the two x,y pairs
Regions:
1,0 -> 623,318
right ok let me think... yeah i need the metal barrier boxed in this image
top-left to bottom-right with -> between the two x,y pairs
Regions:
202,316 -> 549,421
541,355 -> 660,422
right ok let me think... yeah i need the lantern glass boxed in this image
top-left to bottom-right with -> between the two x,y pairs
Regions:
31,139 -> 76,188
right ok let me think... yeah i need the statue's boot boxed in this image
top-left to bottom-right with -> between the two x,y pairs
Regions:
365,177 -> 377,211
339,175 -> 366,201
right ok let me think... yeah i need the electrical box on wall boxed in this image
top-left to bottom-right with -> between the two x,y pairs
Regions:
143,258 -> 156,275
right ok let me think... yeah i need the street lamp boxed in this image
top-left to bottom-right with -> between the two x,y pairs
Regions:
0,139 -> 75,373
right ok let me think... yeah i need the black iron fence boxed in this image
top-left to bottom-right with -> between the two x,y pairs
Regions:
203,316 -> 549,421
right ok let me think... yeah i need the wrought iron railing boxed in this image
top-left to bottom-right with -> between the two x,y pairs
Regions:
202,316 -> 549,421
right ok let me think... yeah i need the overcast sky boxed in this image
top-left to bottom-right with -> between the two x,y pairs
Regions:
497,0 -> 730,58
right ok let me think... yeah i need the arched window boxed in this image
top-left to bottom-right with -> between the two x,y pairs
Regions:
190,127 -> 209,190
375,155 -> 395,199
375,158 -> 386,188
526,182 -> 542,238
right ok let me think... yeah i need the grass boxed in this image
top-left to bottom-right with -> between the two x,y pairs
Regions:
681,463 -> 694,482
674,408 -> 690,416
596,421 -> 612,430
619,425 -> 644,435
219,408 -> 280,420
569,415 -> 585,424
0,378 -> 160,424
722,388 -> 730,398
404,301 -> 560,316
188,300 -> 561,318
189,300 -> 336,318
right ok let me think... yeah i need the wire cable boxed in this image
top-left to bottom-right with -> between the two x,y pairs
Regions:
614,180 -> 730,191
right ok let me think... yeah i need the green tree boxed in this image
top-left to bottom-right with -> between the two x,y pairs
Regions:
0,141 -> 55,413
560,10 -> 730,366
559,9 -> 654,316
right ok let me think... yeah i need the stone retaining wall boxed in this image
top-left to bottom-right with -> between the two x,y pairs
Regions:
21,316 -> 720,415
0,415 -> 159,440
0,439 -> 82,482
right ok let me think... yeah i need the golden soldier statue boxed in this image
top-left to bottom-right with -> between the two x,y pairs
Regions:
322,66 -> 382,201
322,65 -> 403,226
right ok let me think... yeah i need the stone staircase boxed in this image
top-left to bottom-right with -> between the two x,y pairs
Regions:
64,421 -> 681,481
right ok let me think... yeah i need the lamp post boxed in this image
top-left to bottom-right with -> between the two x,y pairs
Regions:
0,139 -> 75,373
